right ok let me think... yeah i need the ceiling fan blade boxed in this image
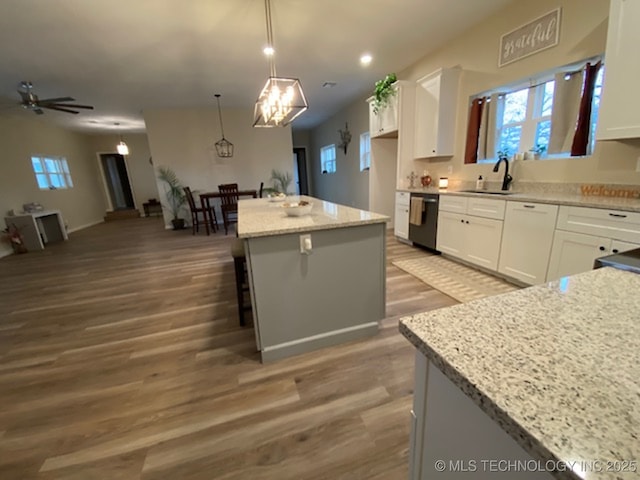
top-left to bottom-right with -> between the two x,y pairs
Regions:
38,96 -> 75,104
42,105 -> 79,114
44,103 -> 94,110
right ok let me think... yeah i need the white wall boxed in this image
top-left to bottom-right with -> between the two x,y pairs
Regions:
144,107 -> 294,226
0,113 -> 107,257
307,99 -> 370,209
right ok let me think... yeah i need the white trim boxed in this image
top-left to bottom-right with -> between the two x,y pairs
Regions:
263,321 -> 378,353
67,219 -> 104,234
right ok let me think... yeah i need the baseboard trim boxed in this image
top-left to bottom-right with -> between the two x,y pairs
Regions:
260,322 -> 379,363
67,220 -> 104,234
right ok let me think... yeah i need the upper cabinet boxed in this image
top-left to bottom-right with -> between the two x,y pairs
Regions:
414,67 -> 461,158
596,0 -> 640,140
368,84 -> 399,138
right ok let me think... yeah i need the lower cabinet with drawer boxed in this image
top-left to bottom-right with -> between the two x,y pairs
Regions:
498,202 -> 558,285
547,205 -> 640,281
395,191 -> 410,240
437,195 -> 505,270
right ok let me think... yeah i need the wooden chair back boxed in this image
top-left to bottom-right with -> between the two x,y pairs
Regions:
184,186 -> 197,211
218,183 -> 239,206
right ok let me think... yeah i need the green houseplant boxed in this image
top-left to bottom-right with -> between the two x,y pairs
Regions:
372,73 -> 398,114
263,169 -> 293,196
157,166 -> 187,230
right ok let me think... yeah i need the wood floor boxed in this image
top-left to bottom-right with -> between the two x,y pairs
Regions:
0,218 -> 457,480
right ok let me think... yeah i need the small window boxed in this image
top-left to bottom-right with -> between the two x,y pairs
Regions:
31,156 -> 73,190
359,132 -> 371,171
321,144 -> 336,174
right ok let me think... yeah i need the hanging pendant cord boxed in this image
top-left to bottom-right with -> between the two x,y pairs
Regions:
215,94 -> 225,138
264,0 -> 276,77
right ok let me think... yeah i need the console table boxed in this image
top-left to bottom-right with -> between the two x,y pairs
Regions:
4,210 -> 68,251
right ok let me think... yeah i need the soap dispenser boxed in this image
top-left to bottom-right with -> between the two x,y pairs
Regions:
476,175 -> 485,190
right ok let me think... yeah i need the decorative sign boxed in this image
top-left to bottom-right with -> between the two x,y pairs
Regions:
580,185 -> 640,199
499,8 -> 561,67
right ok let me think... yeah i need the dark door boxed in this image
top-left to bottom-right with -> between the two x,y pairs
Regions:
100,154 -> 135,210
293,147 -> 309,195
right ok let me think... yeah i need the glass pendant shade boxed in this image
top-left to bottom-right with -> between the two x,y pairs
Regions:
117,139 -> 129,155
253,77 -> 308,127
214,94 -> 234,158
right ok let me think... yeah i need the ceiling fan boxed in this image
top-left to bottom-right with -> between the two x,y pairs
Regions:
17,81 -> 94,115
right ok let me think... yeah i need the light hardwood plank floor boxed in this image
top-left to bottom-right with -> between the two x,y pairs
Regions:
0,217 -> 457,479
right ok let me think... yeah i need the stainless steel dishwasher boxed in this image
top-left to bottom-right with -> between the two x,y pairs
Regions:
408,193 -> 439,250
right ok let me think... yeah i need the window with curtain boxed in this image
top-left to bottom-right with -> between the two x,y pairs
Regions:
466,59 -> 604,164
31,156 -> 74,189
321,144 -> 336,174
359,132 -> 371,171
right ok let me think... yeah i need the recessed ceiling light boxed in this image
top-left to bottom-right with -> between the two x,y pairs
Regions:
263,45 -> 275,56
360,54 -> 373,66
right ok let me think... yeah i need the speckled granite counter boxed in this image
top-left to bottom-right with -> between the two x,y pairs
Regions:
398,187 -> 640,212
237,196 -> 389,239
400,267 -> 640,479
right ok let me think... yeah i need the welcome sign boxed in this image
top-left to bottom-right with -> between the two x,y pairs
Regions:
499,8 -> 561,67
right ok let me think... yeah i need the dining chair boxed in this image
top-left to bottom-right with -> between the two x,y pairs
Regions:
184,187 -> 217,235
218,183 -> 239,235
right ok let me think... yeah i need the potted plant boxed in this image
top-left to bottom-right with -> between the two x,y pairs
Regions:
530,144 -> 547,160
157,166 -> 187,230
1,223 -> 27,253
263,169 -> 293,196
372,73 -> 398,114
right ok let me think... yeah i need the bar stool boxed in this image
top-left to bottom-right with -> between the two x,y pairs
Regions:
231,238 -> 251,326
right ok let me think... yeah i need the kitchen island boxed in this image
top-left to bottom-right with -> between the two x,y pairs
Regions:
400,267 -> 640,479
238,196 -> 389,362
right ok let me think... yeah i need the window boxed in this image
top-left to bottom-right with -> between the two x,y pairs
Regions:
31,156 -> 73,190
476,61 -> 604,163
359,132 -> 371,171
320,144 -> 336,174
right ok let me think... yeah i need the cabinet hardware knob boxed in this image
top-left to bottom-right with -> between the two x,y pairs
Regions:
599,246 -> 606,251
609,213 -> 627,218
613,249 -> 619,253
523,205 -> 535,209
460,219 -> 464,223
465,220 -> 470,224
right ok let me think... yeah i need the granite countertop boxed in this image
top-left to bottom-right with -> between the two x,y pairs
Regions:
237,195 -> 389,239
398,187 -> 640,213
399,267 -> 640,480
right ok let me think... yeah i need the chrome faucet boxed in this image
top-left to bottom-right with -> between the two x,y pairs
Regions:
493,157 -> 513,191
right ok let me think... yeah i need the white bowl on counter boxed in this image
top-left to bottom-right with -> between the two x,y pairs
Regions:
282,201 -> 313,217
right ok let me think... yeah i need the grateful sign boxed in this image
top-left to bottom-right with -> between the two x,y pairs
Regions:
499,8 -> 561,67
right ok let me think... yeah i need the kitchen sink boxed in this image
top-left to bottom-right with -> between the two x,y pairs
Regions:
459,189 -> 515,195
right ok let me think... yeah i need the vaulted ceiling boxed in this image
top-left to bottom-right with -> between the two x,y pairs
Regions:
0,0 -> 513,133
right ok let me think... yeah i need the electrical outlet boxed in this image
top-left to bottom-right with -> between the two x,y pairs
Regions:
447,165 -> 453,174
300,234 -> 312,254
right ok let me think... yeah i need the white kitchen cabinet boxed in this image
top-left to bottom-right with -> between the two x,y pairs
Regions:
611,239 -> 640,254
414,67 -> 460,158
498,202 -> 559,285
465,216 -> 504,270
597,0 -> 640,140
547,230 -> 611,280
394,191 -> 410,240
368,85 -> 399,138
437,195 -> 504,271
436,211 -> 465,257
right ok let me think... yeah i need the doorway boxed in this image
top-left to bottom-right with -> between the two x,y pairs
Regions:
293,147 -> 309,195
99,153 -> 135,210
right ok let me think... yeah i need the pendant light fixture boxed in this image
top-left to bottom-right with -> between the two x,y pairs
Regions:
214,94 -> 234,158
253,0 -> 308,127
114,123 -> 129,155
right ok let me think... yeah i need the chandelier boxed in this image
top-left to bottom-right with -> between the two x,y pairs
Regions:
214,94 -> 234,158
253,0 -> 308,127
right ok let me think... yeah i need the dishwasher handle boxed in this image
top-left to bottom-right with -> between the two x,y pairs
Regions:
422,198 -> 438,203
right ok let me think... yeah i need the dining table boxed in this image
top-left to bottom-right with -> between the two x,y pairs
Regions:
199,189 -> 258,234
